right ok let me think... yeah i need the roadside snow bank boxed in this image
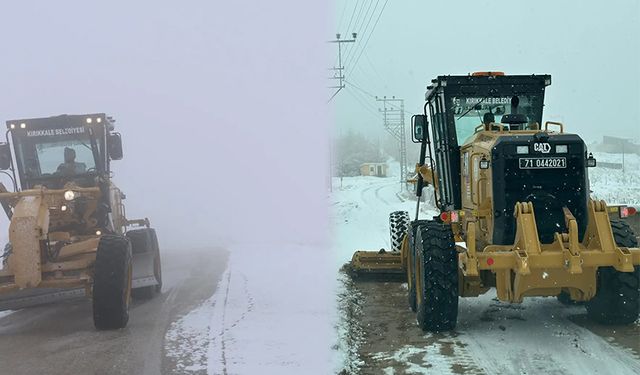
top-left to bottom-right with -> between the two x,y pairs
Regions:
165,298 -> 213,372
331,169 -> 439,373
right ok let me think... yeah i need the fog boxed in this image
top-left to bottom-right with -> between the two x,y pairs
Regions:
334,0 -> 640,143
0,1 -> 330,249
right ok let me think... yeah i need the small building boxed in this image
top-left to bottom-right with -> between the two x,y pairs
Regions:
360,163 -> 388,177
595,136 -> 640,155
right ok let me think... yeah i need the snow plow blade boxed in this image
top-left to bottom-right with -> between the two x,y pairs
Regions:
0,252 -> 158,312
0,288 -> 86,311
131,251 -> 159,289
348,250 -> 405,279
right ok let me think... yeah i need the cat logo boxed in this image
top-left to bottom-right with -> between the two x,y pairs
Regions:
533,142 -> 551,153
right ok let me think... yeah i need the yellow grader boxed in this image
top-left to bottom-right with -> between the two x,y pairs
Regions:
0,114 -> 161,329
351,72 -> 640,331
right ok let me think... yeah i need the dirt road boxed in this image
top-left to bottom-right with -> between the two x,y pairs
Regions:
340,277 -> 640,374
333,173 -> 640,374
0,247 -> 228,375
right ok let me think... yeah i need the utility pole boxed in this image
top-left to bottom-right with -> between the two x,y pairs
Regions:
376,96 -> 407,191
622,140 -> 625,174
328,33 -> 356,102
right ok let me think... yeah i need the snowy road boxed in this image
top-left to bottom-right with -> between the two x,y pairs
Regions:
0,247 -> 228,375
333,171 -> 640,375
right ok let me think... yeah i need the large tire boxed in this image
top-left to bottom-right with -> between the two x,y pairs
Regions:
407,220 -> 429,312
127,228 -> 162,299
415,221 -> 458,332
389,211 -> 410,252
93,235 -> 132,330
586,219 -> 639,325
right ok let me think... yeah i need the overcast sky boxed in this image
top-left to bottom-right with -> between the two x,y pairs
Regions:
0,1 -> 330,248
333,0 -> 640,143
0,1 -> 637,248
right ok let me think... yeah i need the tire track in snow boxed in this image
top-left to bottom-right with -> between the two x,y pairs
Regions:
208,268 -> 254,375
219,271 -> 232,375
357,180 -> 398,248
374,182 -> 399,206
359,180 -> 395,207
458,295 -> 640,375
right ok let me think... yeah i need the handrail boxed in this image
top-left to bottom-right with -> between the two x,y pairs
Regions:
544,121 -> 564,133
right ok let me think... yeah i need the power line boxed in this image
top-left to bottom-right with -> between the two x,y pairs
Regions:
363,50 -> 386,87
346,80 -> 380,114
345,88 -> 381,119
348,78 -> 404,113
347,0 -> 389,75
344,0 -> 380,67
336,0 -> 349,33
352,0 -> 368,35
344,0 -> 361,37
344,78 -> 376,99
354,63 -> 380,92
342,1 -> 368,64
345,78 -> 402,111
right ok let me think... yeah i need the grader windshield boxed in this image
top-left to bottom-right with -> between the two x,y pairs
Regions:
451,94 -> 543,144
6,114 -> 107,189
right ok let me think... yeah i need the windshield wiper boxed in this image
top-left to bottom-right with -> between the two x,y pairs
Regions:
457,95 -> 490,120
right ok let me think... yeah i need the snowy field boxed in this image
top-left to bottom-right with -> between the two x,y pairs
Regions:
331,159 -> 640,374
590,152 -> 640,205
165,243 -> 334,374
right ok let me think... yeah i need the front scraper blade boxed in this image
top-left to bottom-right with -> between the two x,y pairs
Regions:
0,287 -> 86,311
346,250 -> 405,280
131,251 -> 159,289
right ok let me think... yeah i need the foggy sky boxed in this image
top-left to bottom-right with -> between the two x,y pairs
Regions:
334,0 -> 640,143
0,1 -> 330,249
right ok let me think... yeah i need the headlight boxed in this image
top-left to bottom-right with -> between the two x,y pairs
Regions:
555,145 -> 568,153
64,190 -> 76,201
516,145 -> 528,154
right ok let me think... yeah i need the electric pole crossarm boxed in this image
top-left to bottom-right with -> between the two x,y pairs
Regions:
327,33 -> 357,102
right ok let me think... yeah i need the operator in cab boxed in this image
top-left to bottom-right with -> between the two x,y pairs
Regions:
56,147 -> 86,176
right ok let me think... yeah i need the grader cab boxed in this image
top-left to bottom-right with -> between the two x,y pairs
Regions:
350,72 -> 640,331
0,114 -> 161,329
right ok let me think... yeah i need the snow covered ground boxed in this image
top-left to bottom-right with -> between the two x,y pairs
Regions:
165,243 -> 334,375
331,160 -> 640,374
590,152 -> 640,205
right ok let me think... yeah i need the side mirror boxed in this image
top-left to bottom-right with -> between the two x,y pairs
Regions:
411,115 -> 428,143
0,143 -> 11,170
108,133 -> 123,160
